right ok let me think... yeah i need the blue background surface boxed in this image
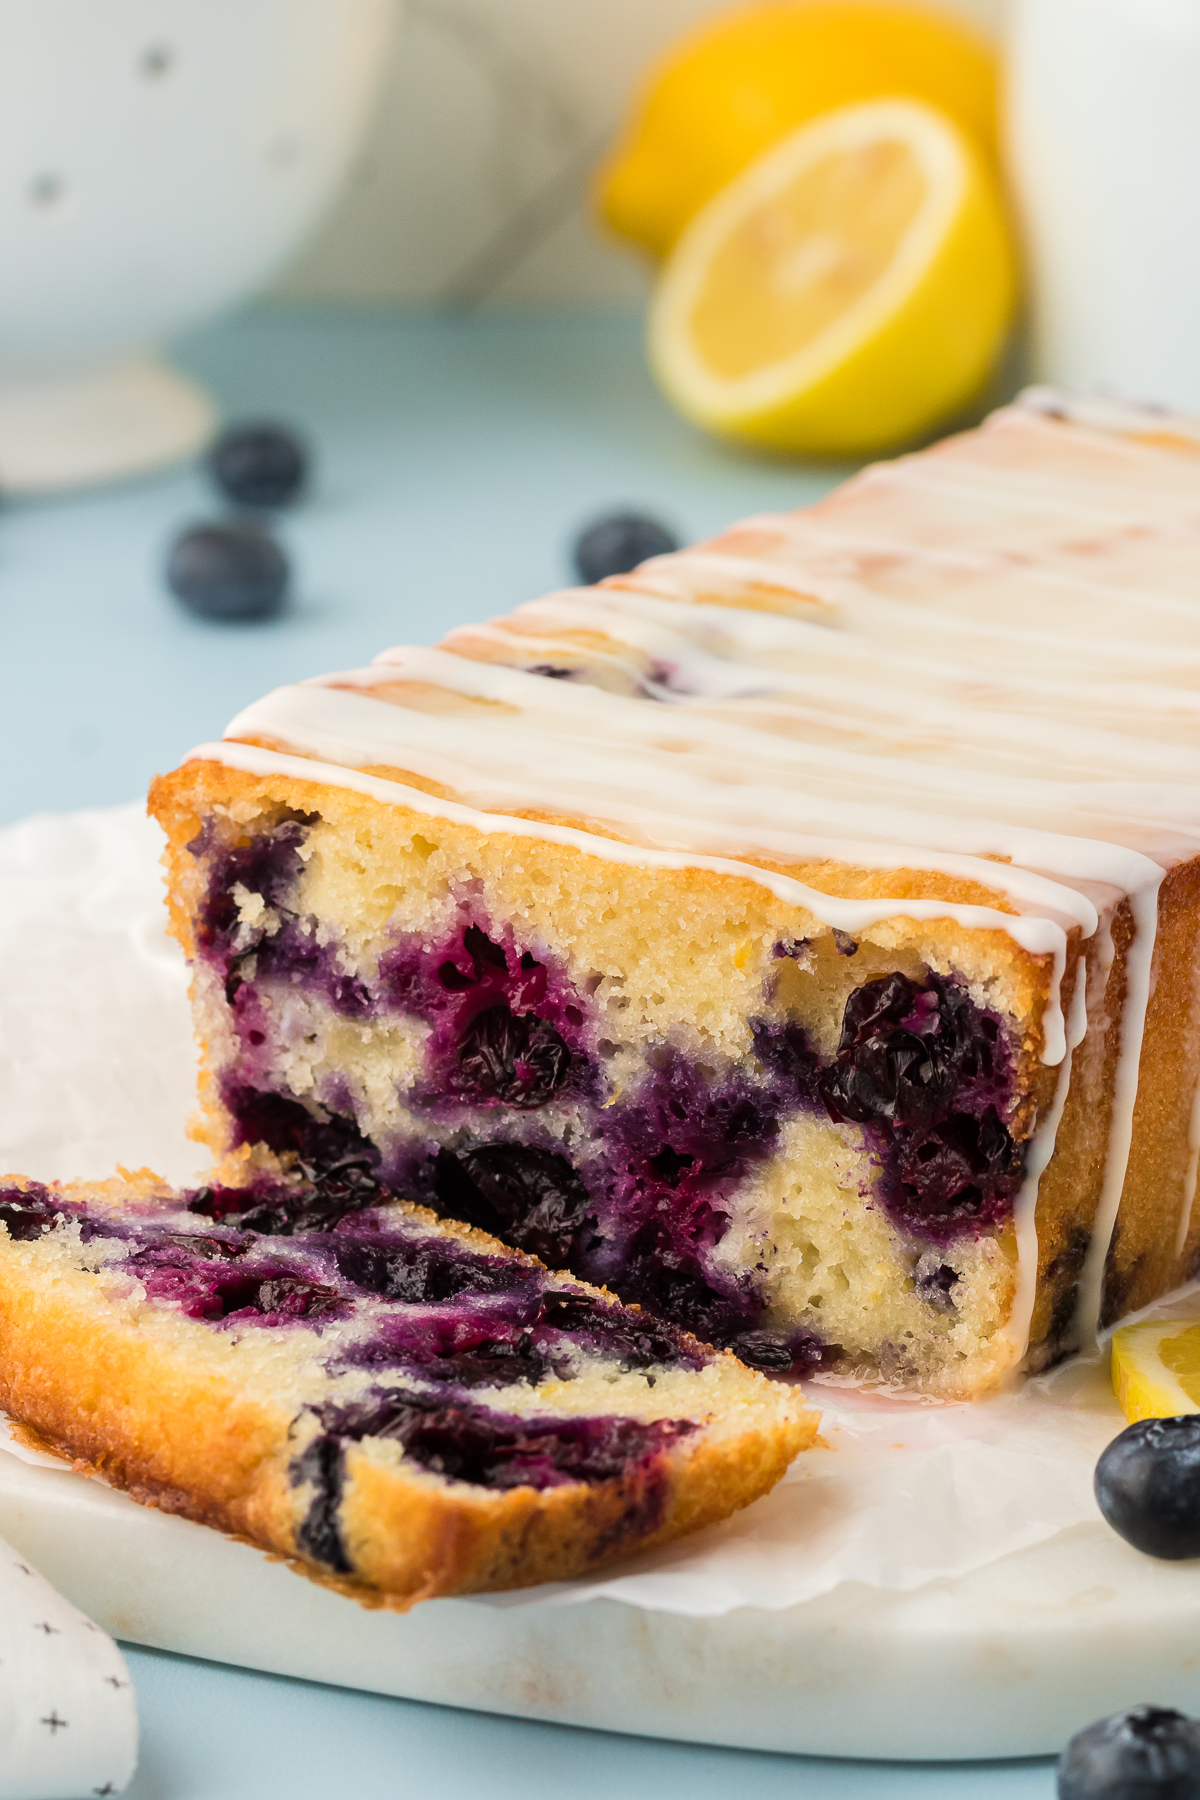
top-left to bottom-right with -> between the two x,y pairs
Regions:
4,307 -> 1058,1793
120,1646 -> 1056,1800
0,309 -> 843,828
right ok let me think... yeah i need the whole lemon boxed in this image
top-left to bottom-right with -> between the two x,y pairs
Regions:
596,1 -> 998,258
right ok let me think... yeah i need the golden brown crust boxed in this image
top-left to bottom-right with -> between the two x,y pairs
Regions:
0,1248 -> 294,1546
0,1176 -> 817,1609
1105,857 -> 1200,1317
337,1409 -> 809,1606
1023,905 -> 1136,1369
1021,864 -> 1200,1368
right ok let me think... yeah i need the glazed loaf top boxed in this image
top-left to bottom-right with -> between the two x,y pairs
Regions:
184,391 -> 1200,1061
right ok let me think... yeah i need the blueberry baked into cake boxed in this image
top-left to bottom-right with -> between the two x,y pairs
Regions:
149,389 -> 1200,1401
0,1171 -> 812,1604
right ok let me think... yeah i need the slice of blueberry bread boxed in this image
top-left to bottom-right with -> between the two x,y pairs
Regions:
0,1169 -> 815,1607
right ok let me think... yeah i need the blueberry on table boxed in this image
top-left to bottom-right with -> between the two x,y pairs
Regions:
1058,1705 -> 1200,1799
165,522 -> 289,623
1094,1415 -> 1200,1559
572,510 -> 679,585
207,422 -> 308,509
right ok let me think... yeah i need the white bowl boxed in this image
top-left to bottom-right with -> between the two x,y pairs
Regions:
0,0 -> 399,490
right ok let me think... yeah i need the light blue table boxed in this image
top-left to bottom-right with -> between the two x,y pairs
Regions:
1,307 -> 1058,1796
1,307 -> 846,826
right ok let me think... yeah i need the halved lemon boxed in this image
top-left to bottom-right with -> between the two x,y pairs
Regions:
1111,1320 -> 1200,1423
647,98 -> 1016,458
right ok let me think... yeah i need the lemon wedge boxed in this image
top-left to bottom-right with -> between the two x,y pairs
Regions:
647,98 -> 1016,458
1111,1319 -> 1200,1423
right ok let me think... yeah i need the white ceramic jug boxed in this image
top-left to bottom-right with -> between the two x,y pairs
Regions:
1006,0 -> 1200,409
0,0 -> 398,491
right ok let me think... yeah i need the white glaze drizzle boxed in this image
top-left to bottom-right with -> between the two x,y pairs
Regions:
368,643 -> 1200,787
193,736 -> 1071,975
1021,385 -> 1200,447
1073,882 -> 1164,1350
1000,955 -> 1091,1364
236,666 -> 1163,904
450,591 -> 1200,723
189,389 -> 1200,1368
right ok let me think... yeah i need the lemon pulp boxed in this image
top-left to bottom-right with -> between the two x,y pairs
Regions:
1160,1327 -> 1200,1405
648,98 -> 1015,458
1111,1319 -> 1200,1422
692,139 -> 927,379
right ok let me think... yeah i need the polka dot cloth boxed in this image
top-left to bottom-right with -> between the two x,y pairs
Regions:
0,1538 -> 136,1798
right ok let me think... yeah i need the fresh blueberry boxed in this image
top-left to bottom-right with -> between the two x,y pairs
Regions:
1095,1416 -> 1200,1559
1058,1705 -> 1200,1799
207,422 -> 308,509
572,511 -> 679,585
165,521 -> 289,622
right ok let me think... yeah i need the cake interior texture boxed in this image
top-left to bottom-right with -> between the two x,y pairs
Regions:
0,1172 -> 813,1604
149,390 -> 1200,1400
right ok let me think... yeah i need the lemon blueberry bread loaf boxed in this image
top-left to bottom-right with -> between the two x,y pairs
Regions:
0,1170 -> 813,1604
150,390 -> 1200,1399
